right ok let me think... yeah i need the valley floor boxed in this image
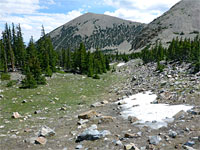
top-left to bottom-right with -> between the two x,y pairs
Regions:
0,60 -> 200,150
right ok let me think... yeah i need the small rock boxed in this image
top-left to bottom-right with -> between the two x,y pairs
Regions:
60,107 -> 67,111
0,95 -> 4,99
76,125 -> 110,142
22,100 -> 27,103
118,101 -> 126,105
38,126 -> 55,137
0,125 -> 5,129
182,145 -> 196,150
76,145 -> 83,149
99,116 -> 114,124
77,119 -> 89,125
35,137 -> 47,145
12,112 -> 22,119
34,110 -> 41,114
91,102 -> 103,108
168,130 -> 177,138
184,141 -> 195,147
124,133 -> 140,138
24,128 -> 32,133
54,97 -> 59,101
124,143 -> 140,150
128,116 -> 139,123
78,110 -> 97,119
149,136 -> 162,145
113,140 -> 123,146
188,109 -> 200,115
101,100 -> 108,104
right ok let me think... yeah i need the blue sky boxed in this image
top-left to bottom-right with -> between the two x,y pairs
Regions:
0,0 -> 181,43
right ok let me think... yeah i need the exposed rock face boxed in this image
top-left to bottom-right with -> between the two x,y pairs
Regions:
48,13 -> 145,53
132,0 -> 200,50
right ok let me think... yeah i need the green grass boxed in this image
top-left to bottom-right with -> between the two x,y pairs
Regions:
0,71 -> 124,131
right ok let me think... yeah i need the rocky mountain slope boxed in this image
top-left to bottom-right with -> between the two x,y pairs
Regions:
48,13 -> 145,53
132,0 -> 200,50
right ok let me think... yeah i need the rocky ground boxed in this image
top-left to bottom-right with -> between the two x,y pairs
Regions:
0,59 -> 200,150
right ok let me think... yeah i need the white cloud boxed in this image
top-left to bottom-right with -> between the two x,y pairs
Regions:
104,0 -> 181,23
0,0 -> 40,14
105,8 -> 162,23
0,0 -> 83,43
0,10 -> 83,42
46,0 -> 56,5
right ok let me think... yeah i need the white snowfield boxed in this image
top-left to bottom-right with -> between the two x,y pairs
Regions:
117,62 -> 126,67
117,91 -> 193,129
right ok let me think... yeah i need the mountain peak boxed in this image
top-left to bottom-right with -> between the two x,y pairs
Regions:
132,0 -> 200,50
49,12 -> 145,52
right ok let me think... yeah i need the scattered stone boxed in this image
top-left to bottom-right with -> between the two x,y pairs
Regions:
12,112 -> 22,119
168,130 -> 177,138
22,100 -> 27,103
118,101 -> 126,105
149,136 -> 162,145
101,100 -> 108,104
99,116 -> 114,124
91,102 -> 103,108
0,95 -> 4,99
173,110 -> 187,120
0,125 -> 5,129
38,126 -> 56,137
24,137 -> 37,144
124,133 -> 140,138
78,110 -> 97,119
184,141 -> 195,147
54,97 -> 59,101
35,137 -> 47,145
77,119 -> 89,125
34,110 -> 41,114
24,128 -> 32,133
188,109 -> 200,115
124,143 -> 140,150
182,145 -> 196,150
60,107 -> 67,111
128,116 -> 139,123
113,140 -> 123,146
76,125 -> 111,142
76,145 -> 83,149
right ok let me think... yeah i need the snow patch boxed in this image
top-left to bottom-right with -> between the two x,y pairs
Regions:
117,62 -> 126,67
117,91 -> 192,129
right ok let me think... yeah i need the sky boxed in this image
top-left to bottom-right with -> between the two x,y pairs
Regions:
0,0 -> 181,43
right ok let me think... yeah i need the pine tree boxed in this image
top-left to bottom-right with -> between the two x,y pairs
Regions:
3,23 -> 15,71
105,55 -> 110,71
21,66 -> 37,88
0,40 -> 8,72
79,43 -> 87,74
26,37 -> 46,86
87,51 -> 93,77
66,48 -> 71,71
16,24 -> 26,68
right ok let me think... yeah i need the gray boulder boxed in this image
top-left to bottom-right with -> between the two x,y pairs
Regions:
76,125 -> 111,142
149,135 -> 162,145
38,126 -> 56,137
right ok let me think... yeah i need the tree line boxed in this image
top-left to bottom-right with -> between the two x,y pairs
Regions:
108,36 -> 200,73
0,23 -> 110,88
136,36 -> 200,73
